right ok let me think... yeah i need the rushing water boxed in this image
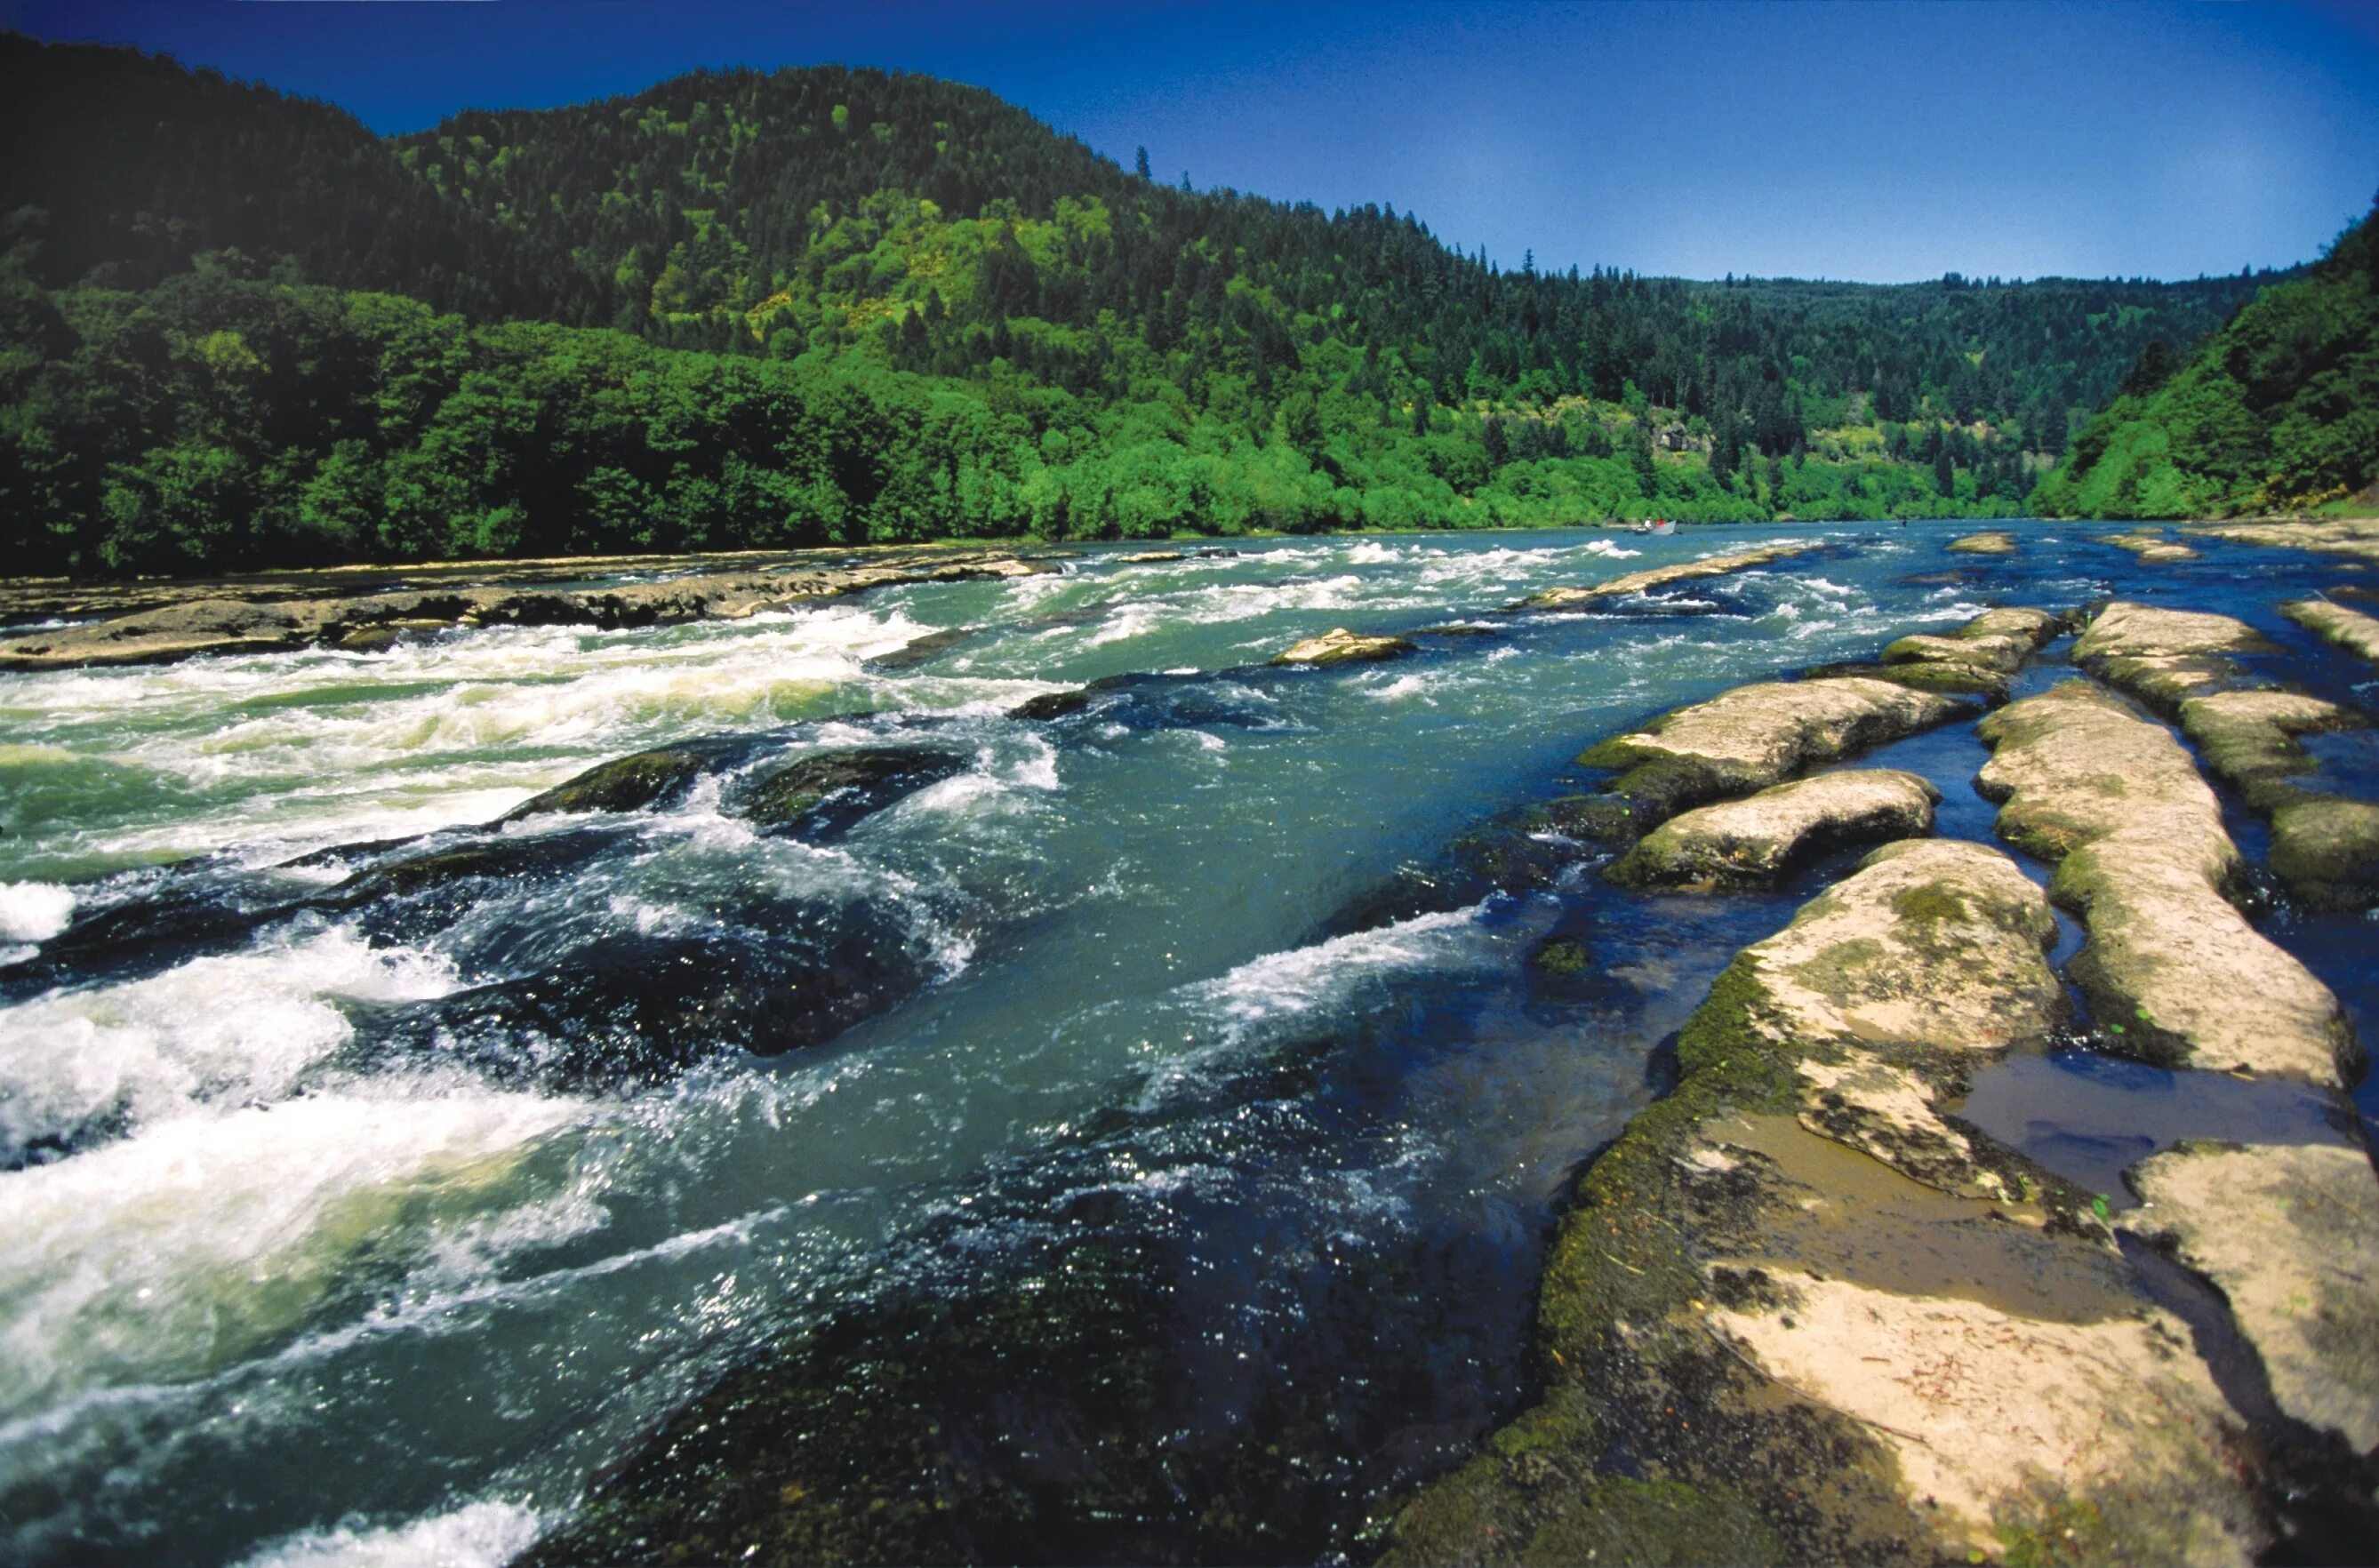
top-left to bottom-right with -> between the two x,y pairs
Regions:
1,523 -> 2373,1564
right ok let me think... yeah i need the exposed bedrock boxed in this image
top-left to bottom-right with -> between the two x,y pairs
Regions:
0,548 -> 1064,672
2074,603 -> 2379,909
1946,530 -> 2019,555
1386,839 -> 2268,1566
726,746 -> 968,836
2187,517 -> 2379,568
1574,676 -> 1977,838
1269,626 -> 1417,666
2100,529 -> 2202,564
1606,768 -> 1939,890
1333,609 -> 2051,930
1975,680 -> 2356,1085
1515,542 -> 1818,610
2285,596 -> 2379,666
2127,1140 -> 2379,1460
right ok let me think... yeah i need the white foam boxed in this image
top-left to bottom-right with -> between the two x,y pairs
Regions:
0,882 -> 74,943
0,924 -> 458,1155
0,1090 -> 588,1412
1134,905 -> 1509,1108
238,1499 -> 545,1568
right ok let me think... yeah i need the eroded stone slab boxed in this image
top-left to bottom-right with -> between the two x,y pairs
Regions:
1714,1272 -> 2258,1565
1977,681 -> 2353,1084
1518,542 -> 1817,609
1387,837 -> 2259,1566
1577,677 -> 1974,830
1608,768 -> 1939,890
2284,598 -> 2379,666
2127,1140 -> 2379,1455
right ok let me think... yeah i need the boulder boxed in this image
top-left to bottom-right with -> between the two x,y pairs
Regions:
2127,1140 -> 2379,1455
504,747 -> 712,820
1269,627 -> 1415,666
1976,681 -> 2354,1084
1607,768 -> 1939,890
727,746 -> 968,838
1945,531 -> 2018,555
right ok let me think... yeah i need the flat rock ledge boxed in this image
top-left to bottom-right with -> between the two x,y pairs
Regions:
0,548 -> 1063,673
1574,676 -> 1976,837
1861,604 -> 2064,701
2076,604 -> 2379,909
1516,542 -> 1816,610
2099,529 -> 2201,564
1607,768 -> 1939,890
1946,531 -> 2020,555
2284,597 -> 2379,667
1269,627 -> 1416,666
2188,516 -> 2379,567
2127,1140 -> 2379,1458
1387,840 -> 2267,1566
1976,680 -> 2355,1085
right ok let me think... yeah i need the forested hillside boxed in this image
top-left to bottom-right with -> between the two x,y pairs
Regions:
0,35 -> 2295,573
2032,199 -> 2378,518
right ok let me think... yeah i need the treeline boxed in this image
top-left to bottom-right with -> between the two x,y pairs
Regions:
2033,199 -> 2379,519
0,258 -> 2025,574
0,33 -> 2311,573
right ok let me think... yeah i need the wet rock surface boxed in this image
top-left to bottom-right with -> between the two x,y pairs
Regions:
1607,768 -> 1939,890
503,746 -> 718,820
727,747 -> 969,838
1977,680 -> 2355,1084
1946,531 -> 2020,555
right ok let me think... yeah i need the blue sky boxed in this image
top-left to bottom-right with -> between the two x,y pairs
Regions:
4,0 -> 2375,283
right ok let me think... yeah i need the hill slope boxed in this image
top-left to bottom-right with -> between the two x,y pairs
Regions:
2033,199 -> 2379,518
0,35 -> 2304,573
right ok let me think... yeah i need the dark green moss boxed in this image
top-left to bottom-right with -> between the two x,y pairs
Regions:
506,747 -> 710,819
730,748 -> 967,837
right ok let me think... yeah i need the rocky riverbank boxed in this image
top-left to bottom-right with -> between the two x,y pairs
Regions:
1385,594 -> 2379,1565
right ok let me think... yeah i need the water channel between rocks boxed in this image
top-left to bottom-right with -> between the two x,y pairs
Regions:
0,521 -> 2372,1564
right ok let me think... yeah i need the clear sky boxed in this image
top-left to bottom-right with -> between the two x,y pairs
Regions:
4,0 -> 2375,284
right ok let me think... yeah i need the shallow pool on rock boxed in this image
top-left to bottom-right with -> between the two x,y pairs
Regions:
1,522 -> 2374,1565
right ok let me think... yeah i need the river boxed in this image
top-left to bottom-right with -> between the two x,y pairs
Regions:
2,522 -> 2372,1564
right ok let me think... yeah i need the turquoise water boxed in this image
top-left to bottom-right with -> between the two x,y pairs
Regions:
0,522 -> 2372,1564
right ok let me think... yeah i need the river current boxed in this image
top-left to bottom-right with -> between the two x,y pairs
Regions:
2,523 -> 2373,1564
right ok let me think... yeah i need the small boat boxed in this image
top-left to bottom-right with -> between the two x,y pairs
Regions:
1650,518 -> 1676,537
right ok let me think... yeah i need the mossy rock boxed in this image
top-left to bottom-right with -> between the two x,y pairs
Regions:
728,747 -> 969,838
506,746 -> 712,819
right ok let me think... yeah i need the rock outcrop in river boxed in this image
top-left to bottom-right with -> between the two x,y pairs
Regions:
1977,679 -> 2355,1085
1606,769 -> 1939,890
1387,838 -> 2267,1566
0,547 -> 1064,671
